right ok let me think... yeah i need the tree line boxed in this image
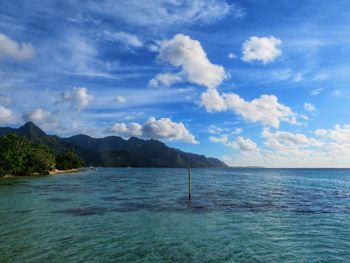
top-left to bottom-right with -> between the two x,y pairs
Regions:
0,133 -> 84,177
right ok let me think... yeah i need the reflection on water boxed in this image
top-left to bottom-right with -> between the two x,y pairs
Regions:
1,168 -> 350,262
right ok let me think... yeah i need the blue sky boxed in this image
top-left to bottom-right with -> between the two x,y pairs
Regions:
1,0 -> 350,167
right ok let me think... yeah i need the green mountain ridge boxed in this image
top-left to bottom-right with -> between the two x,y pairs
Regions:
0,122 -> 228,168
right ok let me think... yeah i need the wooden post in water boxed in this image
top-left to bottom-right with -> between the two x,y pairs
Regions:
187,166 -> 191,200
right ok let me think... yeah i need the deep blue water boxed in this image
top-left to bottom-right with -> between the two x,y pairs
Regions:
1,168 -> 350,262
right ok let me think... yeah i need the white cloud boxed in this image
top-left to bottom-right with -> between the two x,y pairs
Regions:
0,105 -> 15,125
23,108 -> 51,123
315,124 -> 350,144
149,73 -> 183,87
209,135 -> 228,143
150,34 -> 294,130
107,117 -> 198,144
228,52 -> 236,59
0,95 -> 11,105
262,128 -> 323,153
201,89 -> 227,112
115,95 -> 126,104
22,108 -> 62,132
304,102 -> 316,112
61,87 -> 93,111
224,94 -> 295,127
210,133 -> 259,155
242,36 -> 282,64
220,124 -> 350,168
104,31 -> 143,48
310,88 -> 324,96
150,34 -> 226,89
208,125 -> 227,135
0,33 -> 35,61
92,0 -> 234,27
233,136 -> 259,153
208,126 -> 242,143
201,90 -> 296,128
107,122 -> 143,137
143,117 -> 198,144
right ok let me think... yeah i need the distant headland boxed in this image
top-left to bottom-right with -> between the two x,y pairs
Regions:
0,122 -> 227,177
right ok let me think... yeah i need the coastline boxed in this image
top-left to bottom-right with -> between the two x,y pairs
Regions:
49,168 -> 80,175
0,168 -> 81,180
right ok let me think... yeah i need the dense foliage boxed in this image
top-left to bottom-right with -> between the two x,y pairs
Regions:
0,133 -> 55,176
55,150 -> 84,170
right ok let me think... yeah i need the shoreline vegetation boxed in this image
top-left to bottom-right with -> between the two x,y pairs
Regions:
0,133 -> 84,178
1,168 -> 81,180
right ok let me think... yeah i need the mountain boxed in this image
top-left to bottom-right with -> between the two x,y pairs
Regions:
0,122 -> 228,168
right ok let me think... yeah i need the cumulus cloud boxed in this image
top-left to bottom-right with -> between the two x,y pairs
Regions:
0,105 -> 15,125
220,125 -> 350,168
242,36 -> 282,64
315,124 -> 350,144
23,108 -> 51,123
115,95 -> 126,104
60,87 -> 93,111
150,35 -> 295,128
233,136 -> 259,153
107,117 -> 198,144
143,117 -> 198,144
148,34 -> 296,130
304,102 -> 316,112
201,91 -> 296,128
104,31 -> 143,48
0,33 -> 35,61
22,108 -> 63,132
262,128 -> 323,153
209,135 -> 228,143
201,89 -> 227,112
224,94 -> 295,127
210,133 -> 259,155
150,34 -> 226,89
149,73 -> 183,87
107,122 -> 143,137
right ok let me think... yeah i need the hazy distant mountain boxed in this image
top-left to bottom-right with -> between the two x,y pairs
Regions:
0,122 -> 228,168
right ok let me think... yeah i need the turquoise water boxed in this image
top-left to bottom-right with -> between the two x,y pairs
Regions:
1,168 -> 350,262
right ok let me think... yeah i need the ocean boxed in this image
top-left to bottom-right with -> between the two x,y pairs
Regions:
1,168 -> 350,262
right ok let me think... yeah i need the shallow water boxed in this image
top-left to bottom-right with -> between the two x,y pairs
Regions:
1,168 -> 350,262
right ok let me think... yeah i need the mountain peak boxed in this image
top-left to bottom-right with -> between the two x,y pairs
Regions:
18,122 -> 47,137
128,136 -> 143,142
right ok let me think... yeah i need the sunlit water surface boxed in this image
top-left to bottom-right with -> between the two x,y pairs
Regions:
1,168 -> 350,262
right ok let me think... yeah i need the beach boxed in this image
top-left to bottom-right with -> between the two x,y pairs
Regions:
49,168 -> 80,175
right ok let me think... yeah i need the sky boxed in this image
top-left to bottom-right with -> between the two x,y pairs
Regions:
1,0 -> 350,167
